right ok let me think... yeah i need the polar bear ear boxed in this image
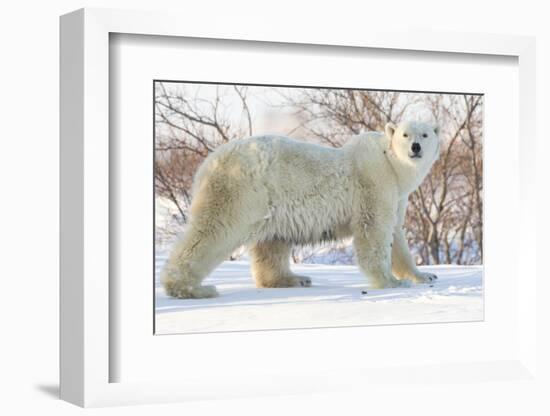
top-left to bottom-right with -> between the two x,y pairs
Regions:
385,122 -> 397,138
433,125 -> 440,136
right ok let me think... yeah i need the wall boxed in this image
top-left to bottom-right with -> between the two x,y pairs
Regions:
0,1 -> 548,414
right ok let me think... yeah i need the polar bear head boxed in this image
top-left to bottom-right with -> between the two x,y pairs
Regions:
385,121 -> 440,168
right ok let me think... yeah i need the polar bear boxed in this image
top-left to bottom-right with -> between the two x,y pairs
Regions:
161,121 -> 440,299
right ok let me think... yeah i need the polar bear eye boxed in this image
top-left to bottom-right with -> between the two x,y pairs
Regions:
422,133 -> 428,138
403,133 -> 408,138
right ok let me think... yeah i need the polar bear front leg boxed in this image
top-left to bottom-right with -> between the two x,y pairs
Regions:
391,199 -> 437,284
250,240 -> 312,288
353,224 -> 410,289
392,229 -> 437,283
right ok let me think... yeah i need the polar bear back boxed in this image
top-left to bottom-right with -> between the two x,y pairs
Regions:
188,134 -> 397,245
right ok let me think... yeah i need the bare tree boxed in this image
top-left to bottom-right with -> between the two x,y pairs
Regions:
278,89 -> 412,147
154,83 -> 483,265
279,88 -> 483,265
405,94 -> 483,265
154,82 -> 253,242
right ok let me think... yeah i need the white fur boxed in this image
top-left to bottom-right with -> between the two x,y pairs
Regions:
161,121 -> 440,298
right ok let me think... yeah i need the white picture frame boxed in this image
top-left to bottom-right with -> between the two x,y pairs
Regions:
60,7 -> 537,407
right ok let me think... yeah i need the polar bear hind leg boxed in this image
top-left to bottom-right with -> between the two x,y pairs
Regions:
161,218 -> 252,298
250,240 -> 312,288
161,178 -> 257,299
161,222 -> 227,298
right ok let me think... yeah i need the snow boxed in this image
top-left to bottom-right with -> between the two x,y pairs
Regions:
155,250 -> 483,334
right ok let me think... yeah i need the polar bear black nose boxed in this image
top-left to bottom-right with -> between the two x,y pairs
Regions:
411,142 -> 421,154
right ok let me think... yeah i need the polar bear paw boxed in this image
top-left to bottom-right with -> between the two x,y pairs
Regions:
371,276 -> 411,289
256,274 -> 312,288
411,272 -> 438,284
293,275 -> 313,287
387,278 -> 412,288
277,274 -> 312,288
164,280 -> 219,299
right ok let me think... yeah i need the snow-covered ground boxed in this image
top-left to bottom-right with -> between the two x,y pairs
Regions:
155,251 -> 483,334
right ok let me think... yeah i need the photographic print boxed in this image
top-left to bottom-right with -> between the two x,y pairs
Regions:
154,81 -> 483,334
